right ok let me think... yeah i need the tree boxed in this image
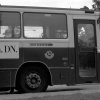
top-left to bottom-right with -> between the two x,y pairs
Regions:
92,0 -> 100,10
80,6 -> 89,10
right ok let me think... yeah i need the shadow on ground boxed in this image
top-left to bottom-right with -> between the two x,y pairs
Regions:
0,87 -> 83,95
47,88 -> 83,92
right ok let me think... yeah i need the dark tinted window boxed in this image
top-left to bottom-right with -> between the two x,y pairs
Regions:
0,12 -> 20,38
24,13 -> 67,39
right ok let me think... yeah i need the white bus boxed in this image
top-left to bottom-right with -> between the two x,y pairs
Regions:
0,5 -> 99,93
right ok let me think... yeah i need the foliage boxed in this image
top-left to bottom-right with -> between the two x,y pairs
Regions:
92,0 -> 100,10
80,6 -> 89,10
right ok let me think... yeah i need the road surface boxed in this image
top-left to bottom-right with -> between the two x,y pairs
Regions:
0,83 -> 100,100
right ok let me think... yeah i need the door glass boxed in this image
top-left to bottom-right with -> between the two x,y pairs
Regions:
78,23 -> 96,77
79,52 -> 96,77
78,24 -> 95,48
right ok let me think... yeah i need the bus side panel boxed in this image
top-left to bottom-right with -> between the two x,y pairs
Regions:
0,48 -> 23,88
23,48 -> 68,67
68,48 -> 76,85
96,24 -> 100,83
23,48 -> 69,85
0,48 -> 23,68
49,48 -> 75,85
97,54 -> 100,83
0,70 -> 10,88
67,15 -> 76,85
50,68 -> 68,85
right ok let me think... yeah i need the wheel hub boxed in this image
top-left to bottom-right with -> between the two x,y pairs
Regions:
26,73 -> 41,89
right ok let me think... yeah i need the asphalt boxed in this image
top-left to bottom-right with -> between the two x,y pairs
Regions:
0,83 -> 100,100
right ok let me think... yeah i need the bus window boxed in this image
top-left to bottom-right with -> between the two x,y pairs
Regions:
78,24 -> 95,48
0,26 -> 12,38
23,13 -> 67,39
24,26 -> 43,38
0,12 -> 20,39
14,26 -> 20,38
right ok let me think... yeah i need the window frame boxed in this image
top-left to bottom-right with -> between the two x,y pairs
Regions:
23,12 -> 68,39
0,11 -> 21,39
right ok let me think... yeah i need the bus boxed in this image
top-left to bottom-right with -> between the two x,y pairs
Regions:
0,5 -> 100,93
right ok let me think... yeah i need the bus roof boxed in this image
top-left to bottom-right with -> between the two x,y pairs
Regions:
0,5 -> 99,15
0,5 -> 92,11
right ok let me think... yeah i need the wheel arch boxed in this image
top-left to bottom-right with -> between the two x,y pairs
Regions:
15,61 -> 52,89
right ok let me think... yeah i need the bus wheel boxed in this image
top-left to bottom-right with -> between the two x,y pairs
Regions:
18,68 -> 48,93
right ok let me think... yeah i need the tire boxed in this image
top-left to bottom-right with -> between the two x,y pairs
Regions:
18,67 -> 48,93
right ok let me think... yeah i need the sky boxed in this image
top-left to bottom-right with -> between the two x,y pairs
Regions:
0,0 -> 93,9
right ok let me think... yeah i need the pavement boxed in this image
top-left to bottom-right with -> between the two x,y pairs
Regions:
0,83 -> 100,100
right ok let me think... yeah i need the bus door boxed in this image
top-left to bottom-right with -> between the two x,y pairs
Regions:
74,19 -> 97,83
